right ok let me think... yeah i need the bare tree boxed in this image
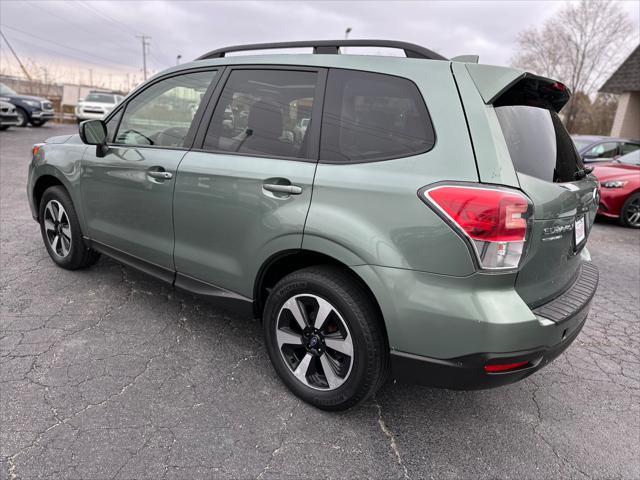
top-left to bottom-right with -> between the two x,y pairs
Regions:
512,0 -> 633,132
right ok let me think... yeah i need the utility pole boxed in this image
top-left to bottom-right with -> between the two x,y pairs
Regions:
136,34 -> 151,81
0,30 -> 32,81
176,54 -> 182,66
89,68 -> 93,87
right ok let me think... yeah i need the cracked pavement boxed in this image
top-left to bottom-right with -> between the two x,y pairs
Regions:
2,125 -> 639,479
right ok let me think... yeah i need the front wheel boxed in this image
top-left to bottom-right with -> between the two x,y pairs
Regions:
31,119 -> 47,127
38,186 -> 100,269
263,266 -> 388,410
15,107 -> 28,127
620,193 -> 640,228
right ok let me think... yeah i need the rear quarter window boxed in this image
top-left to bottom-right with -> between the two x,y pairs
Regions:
320,69 -> 435,163
495,105 -> 582,183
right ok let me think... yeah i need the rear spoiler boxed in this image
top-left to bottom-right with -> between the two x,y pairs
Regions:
465,64 -> 570,112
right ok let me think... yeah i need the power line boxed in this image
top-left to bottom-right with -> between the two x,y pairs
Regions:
0,24 -> 138,70
75,0 -> 138,37
0,30 -> 32,80
24,0 -> 140,58
0,32 -> 134,73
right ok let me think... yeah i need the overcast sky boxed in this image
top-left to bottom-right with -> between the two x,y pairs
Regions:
1,0 -> 638,89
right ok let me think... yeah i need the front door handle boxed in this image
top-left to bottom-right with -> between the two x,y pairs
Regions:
263,183 -> 303,195
148,169 -> 173,180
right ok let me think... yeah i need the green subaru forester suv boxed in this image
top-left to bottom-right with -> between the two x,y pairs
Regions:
28,40 -> 599,410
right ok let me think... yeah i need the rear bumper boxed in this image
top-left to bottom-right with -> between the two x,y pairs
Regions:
389,262 -> 598,389
391,303 -> 588,389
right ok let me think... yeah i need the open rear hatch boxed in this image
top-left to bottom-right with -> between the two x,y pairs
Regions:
491,74 -> 599,309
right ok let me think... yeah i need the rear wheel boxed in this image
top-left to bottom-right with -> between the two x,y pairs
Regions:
31,119 -> 46,127
620,193 -> 640,228
0,125 -> 9,131
38,186 -> 100,269
263,266 -> 388,410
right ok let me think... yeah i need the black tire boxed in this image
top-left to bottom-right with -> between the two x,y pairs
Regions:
620,192 -> 640,228
0,125 -> 9,131
31,119 -> 46,127
38,186 -> 100,269
263,265 -> 388,411
15,107 -> 28,127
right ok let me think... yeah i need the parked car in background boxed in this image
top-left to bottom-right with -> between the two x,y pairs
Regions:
28,40 -> 600,410
0,100 -> 19,130
75,91 -> 123,122
0,82 -> 55,127
572,135 -> 640,163
592,149 -> 640,228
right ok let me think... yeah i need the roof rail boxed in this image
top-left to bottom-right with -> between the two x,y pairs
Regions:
196,39 -> 447,61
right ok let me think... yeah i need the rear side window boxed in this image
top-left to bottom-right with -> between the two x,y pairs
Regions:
495,106 -> 582,183
203,69 -> 318,159
320,69 -> 434,163
621,142 -> 640,155
585,142 -> 618,159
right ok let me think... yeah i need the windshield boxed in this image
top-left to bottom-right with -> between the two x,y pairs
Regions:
572,139 -> 593,152
618,149 -> 640,166
0,83 -> 17,96
85,93 -> 116,103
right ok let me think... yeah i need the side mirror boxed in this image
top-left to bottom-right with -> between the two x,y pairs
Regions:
79,119 -> 108,157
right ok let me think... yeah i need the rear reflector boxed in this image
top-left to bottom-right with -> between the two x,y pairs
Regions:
484,361 -> 530,373
421,185 -> 533,270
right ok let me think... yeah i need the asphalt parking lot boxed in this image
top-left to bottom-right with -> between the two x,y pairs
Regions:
1,124 -> 639,480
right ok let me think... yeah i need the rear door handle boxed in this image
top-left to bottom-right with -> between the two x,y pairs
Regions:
263,183 -> 303,195
148,169 -> 173,180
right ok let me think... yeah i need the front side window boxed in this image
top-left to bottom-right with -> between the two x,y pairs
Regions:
320,69 -> 434,163
115,70 -> 216,148
586,142 -> 618,159
203,69 -> 318,159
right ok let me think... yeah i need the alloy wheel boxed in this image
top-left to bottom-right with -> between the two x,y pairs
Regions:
276,294 -> 354,391
624,197 -> 640,227
43,200 -> 72,258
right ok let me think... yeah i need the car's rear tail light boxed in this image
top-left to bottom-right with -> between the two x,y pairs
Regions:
484,360 -> 530,373
421,185 -> 533,270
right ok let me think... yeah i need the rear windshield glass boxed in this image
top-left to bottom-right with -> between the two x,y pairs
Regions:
495,105 -> 583,183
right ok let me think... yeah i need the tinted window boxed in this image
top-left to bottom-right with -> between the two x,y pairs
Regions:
496,105 -> 582,183
320,69 -> 434,163
203,69 -> 318,159
116,70 -> 216,148
586,142 -> 618,159
621,142 -> 640,155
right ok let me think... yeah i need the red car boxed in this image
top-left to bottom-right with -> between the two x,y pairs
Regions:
592,149 -> 640,228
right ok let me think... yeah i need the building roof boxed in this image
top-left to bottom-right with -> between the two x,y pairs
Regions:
600,45 -> 640,94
